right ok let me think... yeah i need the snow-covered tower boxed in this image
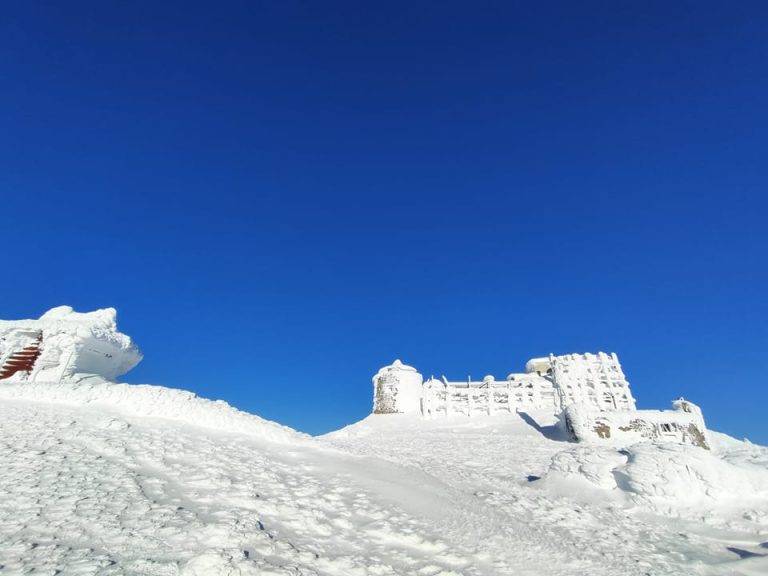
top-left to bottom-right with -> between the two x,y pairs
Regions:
0,306 -> 142,383
372,359 -> 423,414
546,352 -> 636,412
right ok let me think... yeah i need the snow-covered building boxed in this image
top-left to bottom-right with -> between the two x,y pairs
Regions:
420,372 -> 556,417
372,351 -> 708,449
547,352 -> 636,412
372,360 -> 423,414
378,351 -> 635,418
0,306 -> 142,383
561,398 -> 709,449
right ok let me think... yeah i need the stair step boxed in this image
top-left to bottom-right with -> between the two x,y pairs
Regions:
0,336 -> 43,380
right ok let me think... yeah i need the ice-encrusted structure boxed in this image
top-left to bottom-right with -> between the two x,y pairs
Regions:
372,359 -> 423,414
421,372 -> 557,417
373,351 -> 708,450
561,399 -> 709,449
548,352 -> 636,412
0,306 -> 142,383
384,351 -> 634,418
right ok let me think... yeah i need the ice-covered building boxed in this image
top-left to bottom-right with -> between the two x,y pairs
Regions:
372,351 -> 708,448
0,306 -> 142,383
391,351 -> 635,418
548,352 -> 636,412
561,398 -> 709,449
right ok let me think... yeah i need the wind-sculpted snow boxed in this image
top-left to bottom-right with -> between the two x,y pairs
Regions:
544,442 -> 768,511
0,379 -> 302,445
621,443 -> 768,504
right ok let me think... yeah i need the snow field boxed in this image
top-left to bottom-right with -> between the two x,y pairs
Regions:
1,382 -> 767,575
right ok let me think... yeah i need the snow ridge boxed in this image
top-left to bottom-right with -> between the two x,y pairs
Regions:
0,379 -> 303,444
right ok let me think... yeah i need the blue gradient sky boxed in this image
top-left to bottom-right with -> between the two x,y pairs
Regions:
1,2 -> 767,441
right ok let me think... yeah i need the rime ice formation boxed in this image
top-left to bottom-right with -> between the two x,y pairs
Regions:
0,306 -> 141,383
373,351 -> 708,450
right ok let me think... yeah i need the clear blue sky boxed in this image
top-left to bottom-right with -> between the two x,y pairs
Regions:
1,2 -> 766,441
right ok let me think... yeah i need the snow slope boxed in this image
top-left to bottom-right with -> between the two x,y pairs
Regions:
2,383 -> 497,575
323,412 -> 768,576
1,382 -> 767,575
0,378 -> 300,444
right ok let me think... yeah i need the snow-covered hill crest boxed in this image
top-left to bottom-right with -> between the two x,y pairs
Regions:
0,378 -> 303,444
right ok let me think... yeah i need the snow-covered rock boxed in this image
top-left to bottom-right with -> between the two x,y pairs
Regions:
0,306 -> 141,382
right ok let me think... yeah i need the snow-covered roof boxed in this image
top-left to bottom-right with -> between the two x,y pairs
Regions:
376,359 -> 419,374
525,357 -> 552,373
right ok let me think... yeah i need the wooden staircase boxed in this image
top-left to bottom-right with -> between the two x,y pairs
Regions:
0,332 -> 43,380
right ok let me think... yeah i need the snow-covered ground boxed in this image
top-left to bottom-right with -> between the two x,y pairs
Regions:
1,380 -> 767,575
325,412 -> 768,575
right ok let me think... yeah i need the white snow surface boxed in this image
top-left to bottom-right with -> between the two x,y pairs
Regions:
2,383 -> 767,575
0,379 -> 301,444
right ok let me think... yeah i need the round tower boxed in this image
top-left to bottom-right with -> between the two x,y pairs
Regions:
372,359 -> 423,414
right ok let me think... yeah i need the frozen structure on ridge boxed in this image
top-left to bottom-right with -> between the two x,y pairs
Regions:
373,352 -> 635,417
0,306 -> 142,383
372,352 -> 708,449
